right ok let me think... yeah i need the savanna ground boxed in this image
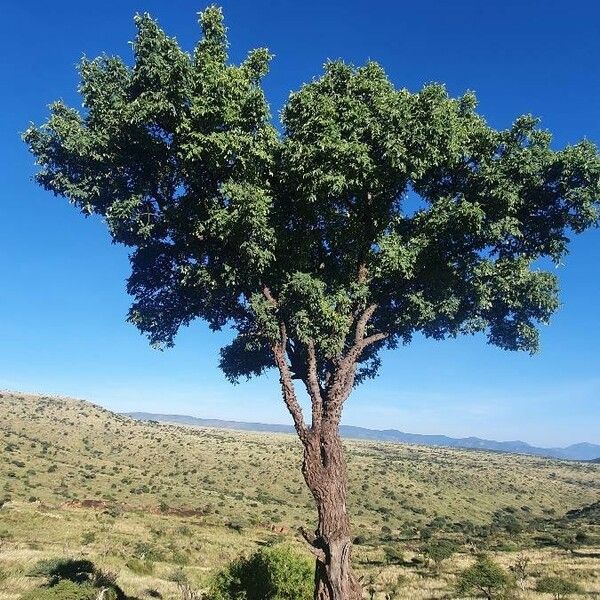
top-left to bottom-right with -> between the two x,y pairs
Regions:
0,392 -> 598,599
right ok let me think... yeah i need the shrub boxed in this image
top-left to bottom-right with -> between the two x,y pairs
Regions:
423,539 -> 457,569
208,545 -> 313,600
383,545 -> 404,565
21,580 -> 108,600
125,558 -> 154,575
134,541 -> 164,561
28,559 -> 96,586
81,531 -> 96,545
535,576 -> 583,600
27,558 -> 124,599
574,530 -> 589,544
457,556 -> 514,600
492,510 -> 523,535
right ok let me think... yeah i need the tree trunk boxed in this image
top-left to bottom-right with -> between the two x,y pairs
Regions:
302,419 -> 362,600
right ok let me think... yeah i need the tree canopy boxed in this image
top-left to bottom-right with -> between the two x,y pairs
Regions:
457,557 -> 514,600
25,6 -> 600,390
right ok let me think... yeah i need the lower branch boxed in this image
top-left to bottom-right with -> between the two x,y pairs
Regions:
299,526 -> 326,562
272,321 -> 308,442
273,343 -> 308,442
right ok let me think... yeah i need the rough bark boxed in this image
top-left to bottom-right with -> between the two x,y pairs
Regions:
302,420 -> 362,600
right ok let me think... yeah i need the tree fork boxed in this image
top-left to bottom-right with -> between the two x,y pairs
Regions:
289,309 -> 383,600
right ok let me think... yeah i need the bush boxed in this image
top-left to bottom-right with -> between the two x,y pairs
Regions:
207,545 -> 313,600
457,556 -> 514,600
27,558 -> 124,599
125,558 -> 154,575
21,580 -> 109,600
535,576 -> 583,599
383,545 -> 404,565
28,559 -> 96,586
423,539 -> 457,568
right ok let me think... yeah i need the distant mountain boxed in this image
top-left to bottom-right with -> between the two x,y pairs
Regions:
125,412 -> 600,461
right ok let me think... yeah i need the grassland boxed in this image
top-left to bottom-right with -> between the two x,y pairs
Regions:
0,391 -> 598,599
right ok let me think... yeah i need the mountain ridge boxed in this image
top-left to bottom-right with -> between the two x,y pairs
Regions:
125,412 -> 600,461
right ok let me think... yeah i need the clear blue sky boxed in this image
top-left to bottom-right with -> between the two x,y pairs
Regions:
1,1 -> 599,447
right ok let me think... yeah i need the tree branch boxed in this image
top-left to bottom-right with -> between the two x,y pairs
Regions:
299,526 -> 326,563
354,304 -> 378,344
362,332 -> 388,347
326,304 -> 387,408
305,340 -> 324,432
262,285 -> 278,308
272,321 -> 308,444
357,263 -> 368,284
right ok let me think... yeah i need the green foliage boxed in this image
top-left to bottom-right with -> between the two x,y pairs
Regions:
457,556 -> 514,600
383,544 -> 404,565
125,558 -> 154,575
81,531 -> 96,545
535,576 -> 583,599
207,545 -> 314,600
21,580 -> 102,600
492,508 -> 524,534
28,559 -> 96,586
26,558 -> 123,600
24,6 -> 600,388
423,539 -> 457,566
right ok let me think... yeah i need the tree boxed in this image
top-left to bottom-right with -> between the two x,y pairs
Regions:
457,556 -> 514,600
535,576 -> 583,600
423,539 -> 457,571
24,7 -> 600,600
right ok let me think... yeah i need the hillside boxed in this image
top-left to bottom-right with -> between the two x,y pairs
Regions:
1,391 -> 599,600
127,412 -> 600,461
2,391 -> 599,529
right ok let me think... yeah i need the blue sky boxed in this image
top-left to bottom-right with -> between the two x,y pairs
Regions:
1,1 -> 599,447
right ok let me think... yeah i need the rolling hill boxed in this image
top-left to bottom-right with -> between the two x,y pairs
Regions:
126,412 -> 600,461
2,390 -> 599,529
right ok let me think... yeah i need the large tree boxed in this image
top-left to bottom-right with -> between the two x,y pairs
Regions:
24,8 -> 600,599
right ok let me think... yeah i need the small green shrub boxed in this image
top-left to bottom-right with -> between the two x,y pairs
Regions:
423,539 -> 457,568
21,580 -> 101,600
535,576 -> 583,600
81,531 -> 96,545
125,558 -> 154,575
208,545 -> 313,600
27,558 -> 124,599
28,559 -> 96,586
383,545 -> 404,565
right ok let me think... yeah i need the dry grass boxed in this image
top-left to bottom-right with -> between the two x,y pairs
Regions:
0,391 -> 598,599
